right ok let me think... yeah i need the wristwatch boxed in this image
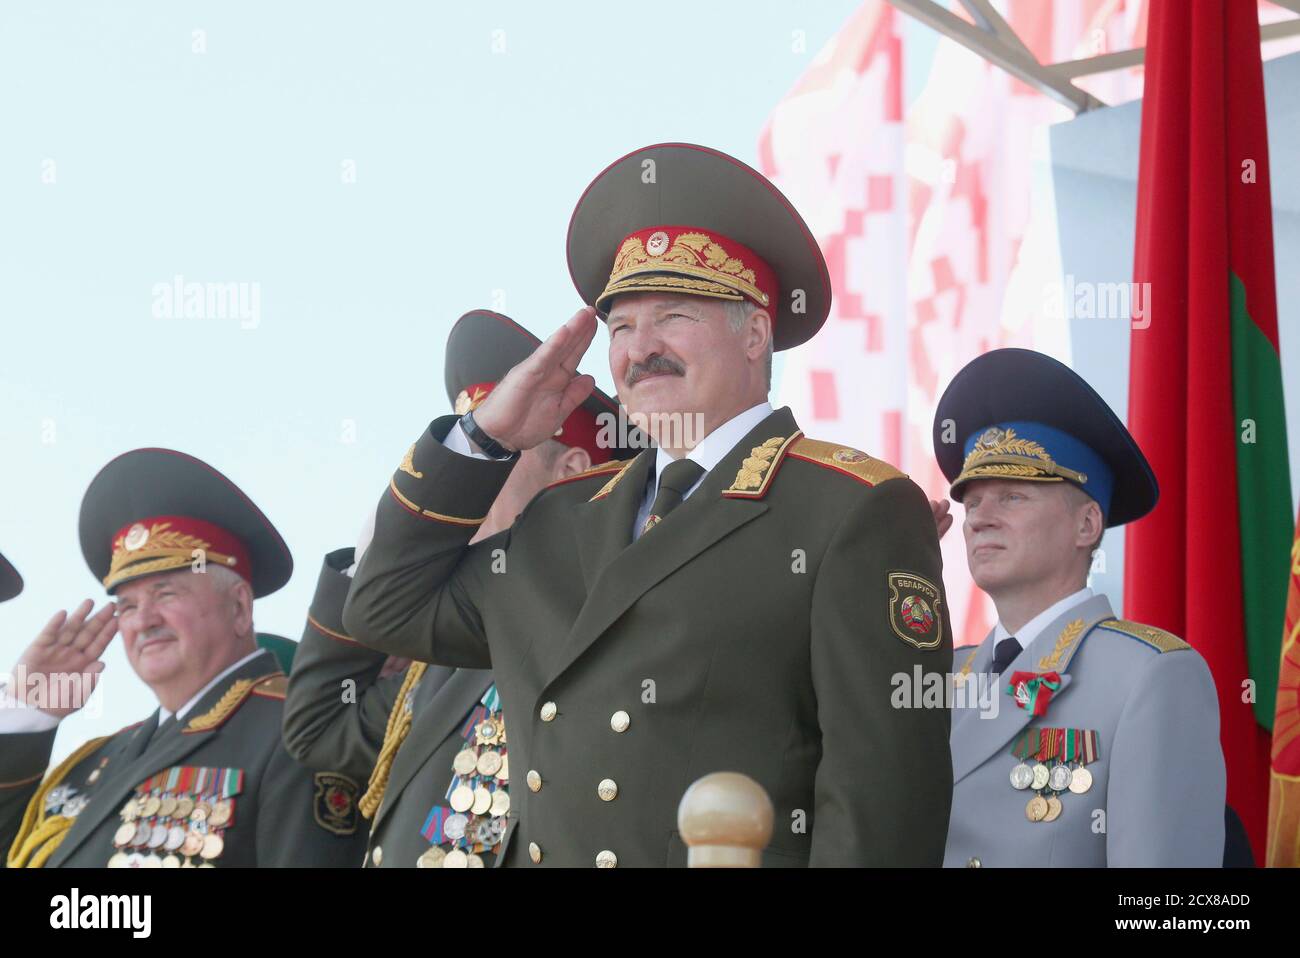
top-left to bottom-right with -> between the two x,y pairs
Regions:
459,410 -> 520,462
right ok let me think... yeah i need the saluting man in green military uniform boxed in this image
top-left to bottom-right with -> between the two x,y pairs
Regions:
0,449 -> 368,867
933,349 -> 1226,867
283,309 -> 638,868
344,143 -> 954,867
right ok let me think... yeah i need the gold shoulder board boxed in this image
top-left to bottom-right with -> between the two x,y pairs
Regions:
1098,619 -> 1191,653
546,457 -> 625,493
786,436 -> 906,488
251,673 -> 289,700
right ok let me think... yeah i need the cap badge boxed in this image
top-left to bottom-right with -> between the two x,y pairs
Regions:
646,230 -> 670,256
123,523 -> 149,551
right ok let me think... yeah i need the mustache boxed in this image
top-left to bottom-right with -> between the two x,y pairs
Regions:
137,627 -> 177,644
625,355 -> 685,387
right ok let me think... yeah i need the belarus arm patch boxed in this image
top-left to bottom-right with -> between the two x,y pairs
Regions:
887,572 -> 943,650
313,772 -> 360,836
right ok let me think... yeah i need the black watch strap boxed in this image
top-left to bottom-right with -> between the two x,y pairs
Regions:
459,410 -> 520,462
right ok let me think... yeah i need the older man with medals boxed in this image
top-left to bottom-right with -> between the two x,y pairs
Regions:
934,348 -> 1226,867
283,309 -> 638,867
0,450 -> 367,867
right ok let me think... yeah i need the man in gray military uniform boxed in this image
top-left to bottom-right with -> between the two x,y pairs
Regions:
0,449 -> 367,868
933,348 -> 1226,867
283,309 -> 636,867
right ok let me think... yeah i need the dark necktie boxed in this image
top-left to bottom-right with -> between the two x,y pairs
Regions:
991,636 -> 1022,674
640,459 -> 706,537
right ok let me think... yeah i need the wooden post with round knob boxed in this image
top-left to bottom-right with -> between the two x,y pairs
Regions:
677,771 -> 774,867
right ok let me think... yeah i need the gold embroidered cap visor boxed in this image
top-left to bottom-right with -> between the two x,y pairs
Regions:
444,309 -> 644,460
78,448 -> 293,597
566,143 -> 831,352
0,550 -> 22,603
931,348 -> 1158,528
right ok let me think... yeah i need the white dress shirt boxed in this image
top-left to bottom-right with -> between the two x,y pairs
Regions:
631,401 -> 772,539
0,647 -> 266,734
992,587 -> 1095,653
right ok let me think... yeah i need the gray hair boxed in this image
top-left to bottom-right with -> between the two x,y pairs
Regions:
205,563 -> 255,638
723,299 -> 773,388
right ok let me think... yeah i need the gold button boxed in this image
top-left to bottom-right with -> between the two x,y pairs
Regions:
610,710 -> 630,733
529,841 -> 542,864
540,701 -> 557,722
597,778 -> 618,802
595,849 -> 618,868
967,857 -> 981,869
526,769 -> 542,792
371,846 -> 383,867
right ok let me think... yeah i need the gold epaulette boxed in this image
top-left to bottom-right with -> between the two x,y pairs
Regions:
546,457 -> 625,494
251,673 -> 289,700
1097,619 -> 1191,653
359,661 -> 429,819
184,678 -> 260,734
785,436 -> 906,487
7,734 -> 112,868
587,459 -> 639,501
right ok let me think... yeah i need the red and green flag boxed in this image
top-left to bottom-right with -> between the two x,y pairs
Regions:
1125,0 -> 1292,865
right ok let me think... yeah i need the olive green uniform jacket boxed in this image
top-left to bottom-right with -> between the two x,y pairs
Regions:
283,548 -> 505,867
2,644 -> 367,868
344,407 -> 953,867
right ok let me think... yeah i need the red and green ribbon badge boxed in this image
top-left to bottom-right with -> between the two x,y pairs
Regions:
1006,671 -> 1061,717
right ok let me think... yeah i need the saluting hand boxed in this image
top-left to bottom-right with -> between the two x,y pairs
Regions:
9,599 -> 118,719
930,498 -> 953,540
470,308 -> 599,452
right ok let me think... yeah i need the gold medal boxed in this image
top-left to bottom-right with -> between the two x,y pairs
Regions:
476,749 -> 502,777
190,800 -> 211,823
142,795 -> 162,817
471,786 -> 492,816
453,749 -> 478,776
417,845 -> 447,868
476,719 -> 499,745
449,785 -> 475,813
181,830 -> 205,857
497,754 -> 509,782
1069,766 -> 1093,794
208,799 -> 233,829
1029,763 -> 1050,791
443,849 -> 469,868
466,853 -> 485,868
1043,796 -> 1063,822
158,795 -> 178,818
490,789 -> 510,817
1026,795 -> 1049,822
200,832 -> 224,860
174,795 -> 195,819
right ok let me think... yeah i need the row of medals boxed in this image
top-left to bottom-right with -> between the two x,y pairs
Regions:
1009,759 -> 1093,822
108,791 -> 232,867
417,712 -> 510,868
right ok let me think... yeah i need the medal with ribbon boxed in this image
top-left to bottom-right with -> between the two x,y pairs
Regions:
1006,670 -> 1061,717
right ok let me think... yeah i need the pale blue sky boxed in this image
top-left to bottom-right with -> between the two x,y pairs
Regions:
2,1 -> 945,757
